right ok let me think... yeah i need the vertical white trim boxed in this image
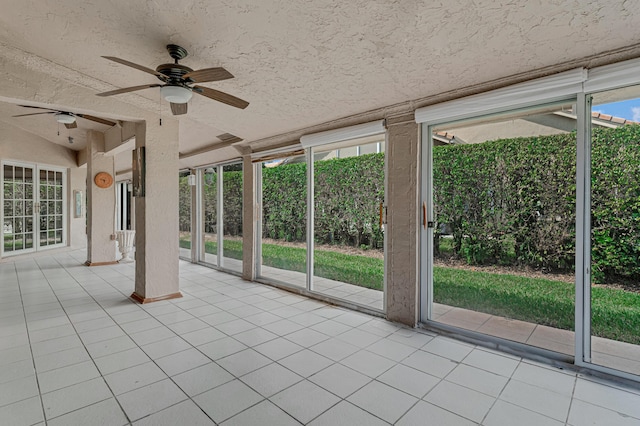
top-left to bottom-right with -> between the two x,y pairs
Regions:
419,123 -> 433,323
255,163 -> 263,277
306,149 -> 314,291
382,132 -> 388,313
583,95 -> 593,363
426,125 -> 435,322
122,183 -> 128,230
129,183 -> 135,231
116,183 -> 122,230
194,169 -> 203,263
576,92 -> 593,364
217,166 -> 224,268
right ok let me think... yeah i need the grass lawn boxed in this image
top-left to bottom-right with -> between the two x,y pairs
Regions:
180,238 -> 640,345
180,238 -> 383,290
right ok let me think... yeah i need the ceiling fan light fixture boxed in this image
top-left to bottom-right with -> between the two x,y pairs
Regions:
54,113 -> 76,124
160,85 -> 192,104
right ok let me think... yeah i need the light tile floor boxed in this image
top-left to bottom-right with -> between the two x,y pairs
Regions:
1,250 -> 640,425
182,249 -> 384,310
433,303 -> 640,376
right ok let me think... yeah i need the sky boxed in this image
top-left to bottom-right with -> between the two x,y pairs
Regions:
592,98 -> 640,121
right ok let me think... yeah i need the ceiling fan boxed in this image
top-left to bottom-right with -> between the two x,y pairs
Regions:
96,44 -> 249,115
12,105 -> 117,129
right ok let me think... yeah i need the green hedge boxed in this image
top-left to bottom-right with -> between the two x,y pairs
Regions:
261,154 -> 385,248
433,132 -> 576,270
180,169 -> 243,236
434,125 -> 640,283
179,125 -> 640,284
261,162 -> 307,242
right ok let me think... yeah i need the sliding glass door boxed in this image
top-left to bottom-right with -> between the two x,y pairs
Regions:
422,101 -> 577,355
311,138 -> 386,310
258,153 -> 307,289
197,162 -> 243,274
584,86 -> 640,376
254,131 -> 387,312
179,170 -> 192,260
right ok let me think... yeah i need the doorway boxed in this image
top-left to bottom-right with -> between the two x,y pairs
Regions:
2,161 -> 66,256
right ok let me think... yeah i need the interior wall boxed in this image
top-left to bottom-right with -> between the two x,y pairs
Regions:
68,167 -> 87,248
0,121 -> 77,167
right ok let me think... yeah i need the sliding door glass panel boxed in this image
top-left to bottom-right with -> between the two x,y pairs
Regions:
589,87 -> 640,375
179,170 -> 191,260
201,167 -> 218,266
259,155 -> 307,288
430,102 -> 576,354
222,163 -> 243,273
313,138 -> 385,310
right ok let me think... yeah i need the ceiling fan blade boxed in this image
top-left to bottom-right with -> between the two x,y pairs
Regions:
77,114 -> 116,126
102,56 -> 165,78
183,67 -> 234,83
12,112 -> 56,117
170,102 -> 188,115
17,105 -> 57,111
64,122 -> 78,129
193,85 -> 249,109
96,84 -> 161,97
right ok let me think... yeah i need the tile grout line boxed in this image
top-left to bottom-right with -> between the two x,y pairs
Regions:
32,255 -> 134,425
477,356 -> 522,425
13,260 -> 48,425
563,374 -> 579,426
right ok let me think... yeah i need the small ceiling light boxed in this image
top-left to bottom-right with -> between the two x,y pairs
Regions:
160,85 -> 193,104
54,113 -> 76,124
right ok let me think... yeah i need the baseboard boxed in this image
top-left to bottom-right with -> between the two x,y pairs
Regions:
130,292 -> 183,304
84,260 -> 119,266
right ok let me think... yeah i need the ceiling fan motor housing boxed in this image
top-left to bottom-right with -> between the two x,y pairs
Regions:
155,63 -> 194,83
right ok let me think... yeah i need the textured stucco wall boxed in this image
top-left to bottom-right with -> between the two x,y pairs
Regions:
134,120 -> 180,299
86,131 -> 116,264
0,122 -> 77,167
386,117 -> 420,326
68,167 -> 87,248
242,156 -> 256,281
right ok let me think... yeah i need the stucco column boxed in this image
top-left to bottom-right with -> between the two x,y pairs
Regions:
242,152 -> 257,280
131,119 -> 182,303
85,130 -> 117,266
385,114 -> 420,326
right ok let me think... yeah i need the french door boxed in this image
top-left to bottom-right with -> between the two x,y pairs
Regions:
2,161 -> 66,256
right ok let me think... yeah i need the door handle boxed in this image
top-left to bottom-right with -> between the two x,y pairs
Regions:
422,202 -> 427,229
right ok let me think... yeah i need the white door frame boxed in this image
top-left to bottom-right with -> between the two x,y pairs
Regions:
1,160 -> 67,257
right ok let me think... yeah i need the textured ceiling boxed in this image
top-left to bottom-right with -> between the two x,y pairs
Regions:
0,0 -> 639,168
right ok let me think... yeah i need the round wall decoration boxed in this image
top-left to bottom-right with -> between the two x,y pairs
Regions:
94,172 -> 114,189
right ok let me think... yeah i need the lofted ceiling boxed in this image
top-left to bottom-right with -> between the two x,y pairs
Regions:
0,0 -> 639,172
